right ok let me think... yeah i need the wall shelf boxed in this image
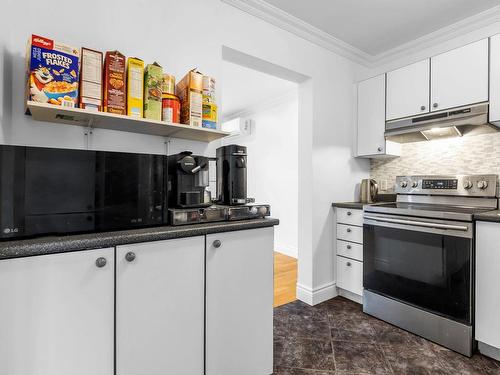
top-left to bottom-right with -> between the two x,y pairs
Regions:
26,101 -> 230,142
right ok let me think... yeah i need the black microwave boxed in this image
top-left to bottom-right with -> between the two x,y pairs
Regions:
0,145 -> 165,240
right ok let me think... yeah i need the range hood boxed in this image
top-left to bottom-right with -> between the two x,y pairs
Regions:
385,103 -> 498,143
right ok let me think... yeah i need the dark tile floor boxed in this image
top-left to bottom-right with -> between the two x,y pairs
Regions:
273,297 -> 500,375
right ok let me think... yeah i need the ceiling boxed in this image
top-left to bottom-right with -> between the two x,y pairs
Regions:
262,0 -> 500,56
221,60 -> 297,118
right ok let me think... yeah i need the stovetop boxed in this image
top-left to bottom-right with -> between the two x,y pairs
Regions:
365,202 -> 493,221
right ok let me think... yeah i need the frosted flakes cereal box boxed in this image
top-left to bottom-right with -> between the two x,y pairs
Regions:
26,34 -> 80,107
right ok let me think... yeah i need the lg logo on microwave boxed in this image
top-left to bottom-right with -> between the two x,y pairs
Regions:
3,227 -> 19,234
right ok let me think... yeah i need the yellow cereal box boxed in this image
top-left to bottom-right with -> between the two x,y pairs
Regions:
127,57 -> 144,117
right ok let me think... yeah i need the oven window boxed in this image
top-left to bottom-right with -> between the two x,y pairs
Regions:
363,224 -> 472,324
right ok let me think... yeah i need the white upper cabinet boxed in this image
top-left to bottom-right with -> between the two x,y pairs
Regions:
489,34 -> 500,124
386,59 -> 430,120
430,39 -> 489,111
357,75 -> 387,156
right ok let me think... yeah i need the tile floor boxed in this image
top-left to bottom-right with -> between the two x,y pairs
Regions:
273,297 -> 500,375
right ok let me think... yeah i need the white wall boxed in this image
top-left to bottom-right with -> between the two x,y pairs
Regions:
221,91 -> 299,258
0,0 -> 370,305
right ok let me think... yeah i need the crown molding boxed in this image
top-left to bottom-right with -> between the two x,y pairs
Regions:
221,0 -> 500,68
372,4 -> 500,65
220,0 -> 372,66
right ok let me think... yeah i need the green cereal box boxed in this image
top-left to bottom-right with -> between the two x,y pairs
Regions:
143,62 -> 163,120
26,34 -> 80,107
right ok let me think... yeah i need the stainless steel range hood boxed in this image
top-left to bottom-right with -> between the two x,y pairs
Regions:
385,103 -> 498,143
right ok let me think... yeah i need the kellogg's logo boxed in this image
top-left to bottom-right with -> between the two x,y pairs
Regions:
32,35 -> 53,49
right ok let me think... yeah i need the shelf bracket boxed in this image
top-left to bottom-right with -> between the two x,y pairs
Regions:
84,118 -> 94,150
164,137 -> 171,156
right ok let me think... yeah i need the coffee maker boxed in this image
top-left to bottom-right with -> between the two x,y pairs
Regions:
166,152 -> 212,209
216,145 -> 247,205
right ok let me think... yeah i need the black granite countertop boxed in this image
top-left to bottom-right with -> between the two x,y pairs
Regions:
474,210 -> 500,223
332,202 -> 365,209
0,218 -> 279,260
332,194 -> 396,210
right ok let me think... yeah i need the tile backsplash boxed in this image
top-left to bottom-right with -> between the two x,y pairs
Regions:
371,132 -> 500,192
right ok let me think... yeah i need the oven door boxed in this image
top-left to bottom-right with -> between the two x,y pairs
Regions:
363,213 -> 473,325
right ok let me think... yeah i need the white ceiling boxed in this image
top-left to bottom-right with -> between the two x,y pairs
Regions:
262,0 -> 500,56
221,61 -> 297,118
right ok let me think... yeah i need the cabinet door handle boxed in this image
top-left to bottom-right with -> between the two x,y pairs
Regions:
95,257 -> 107,268
347,211 -> 352,216
347,245 -> 352,250
346,228 -> 352,233
377,147 -> 383,152
420,105 -> 426,111
125,252 -> 136,262
346,262 -> 352,267
213,240 -> 222,248
433,103 -> 438,108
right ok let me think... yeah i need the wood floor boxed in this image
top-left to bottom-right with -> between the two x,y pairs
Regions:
274,252 -> 297,307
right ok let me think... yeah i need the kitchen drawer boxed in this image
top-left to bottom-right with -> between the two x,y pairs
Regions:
336,208 -> 363,226
336,256 -> 363,296
336,240 -> 363,261
337,224 -> 363,244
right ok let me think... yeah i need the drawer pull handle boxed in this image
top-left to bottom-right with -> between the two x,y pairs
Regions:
347,245 -> 352,249
125,252 -> 136,262
347,262 -> 352,267
213,240 -> 222,248
346,228 -> 352,233
347,211 -> 352,216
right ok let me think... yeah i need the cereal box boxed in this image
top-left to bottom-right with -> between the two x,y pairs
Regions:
79,47 -> 103,111
103,51 -> 126,115
143,62 -> 163,121
202,102 -> 217,129
126,57 -> 144,118
26,34 -> 80,107
176,69 -> 203,127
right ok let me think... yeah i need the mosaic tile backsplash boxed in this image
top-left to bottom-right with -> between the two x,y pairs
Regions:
370,132 -> 500,192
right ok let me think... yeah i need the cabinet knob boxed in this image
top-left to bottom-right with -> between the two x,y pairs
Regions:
213,240 -> 222,248
95,257 -> 107,268
347,262 -> 352,267
433,103 -> 438,108
377,147 -> 383,152
346,228 -> 352,233
347,211 -> 352,216
125,252 -> 136,262
347,245 -> 352,249
420,105 -> 426,111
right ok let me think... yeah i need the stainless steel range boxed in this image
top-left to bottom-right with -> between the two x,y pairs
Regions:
363,174 -> 498,357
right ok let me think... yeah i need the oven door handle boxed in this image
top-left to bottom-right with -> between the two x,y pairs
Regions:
363,215 -> 469,232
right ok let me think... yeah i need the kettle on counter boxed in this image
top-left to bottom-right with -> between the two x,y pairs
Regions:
360,179 -> 378,203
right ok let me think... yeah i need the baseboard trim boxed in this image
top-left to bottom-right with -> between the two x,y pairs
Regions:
478,342 -> 500,361
338,288 -> 363,304
296,282 -> 337,306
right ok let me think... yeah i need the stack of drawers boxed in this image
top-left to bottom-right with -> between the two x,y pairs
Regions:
335,207 -> 363,299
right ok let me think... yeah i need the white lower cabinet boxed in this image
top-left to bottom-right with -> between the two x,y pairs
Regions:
0,248 -> 114,375
476,221 -> 500,353
206,228 -> 274,375
116,237 -> 205,375
336,256 -> 363,296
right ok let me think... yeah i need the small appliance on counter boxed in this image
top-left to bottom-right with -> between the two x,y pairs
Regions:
360,179 -> 378,203
168,144 -> 271,226
166,151 -> 212,209
216,144 -> 247,205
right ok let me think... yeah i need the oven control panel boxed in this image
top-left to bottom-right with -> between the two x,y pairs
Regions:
395,174 -> 498,197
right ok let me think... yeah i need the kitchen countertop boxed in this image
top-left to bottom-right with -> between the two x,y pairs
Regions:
0,218 -> 280,260
474,210 -> 500,223
332,194 -> 397,210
